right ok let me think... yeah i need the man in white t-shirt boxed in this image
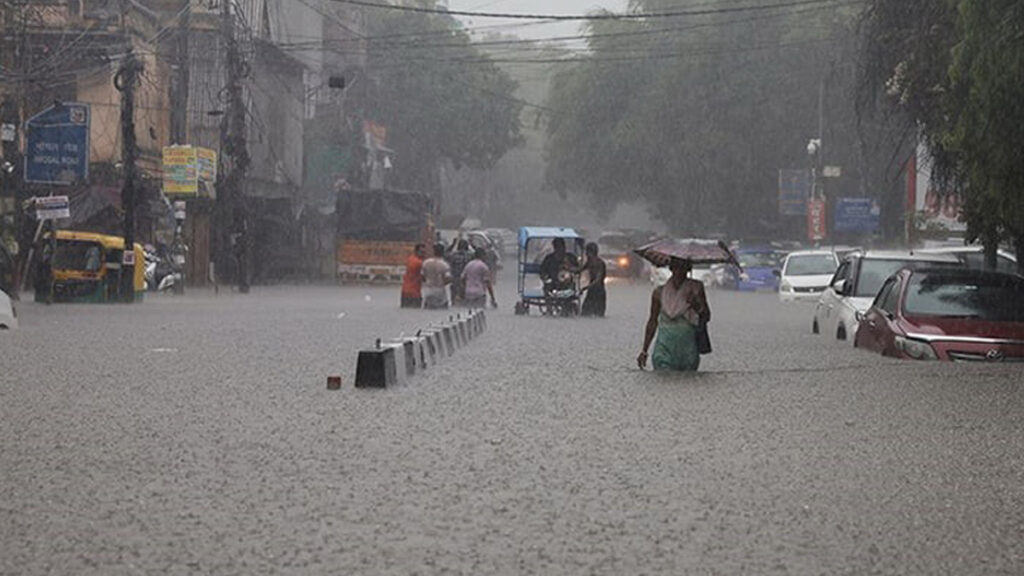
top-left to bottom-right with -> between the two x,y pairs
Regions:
421,243 -> 452,309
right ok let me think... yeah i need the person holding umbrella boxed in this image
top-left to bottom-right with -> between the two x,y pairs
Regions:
634,239 -> 733,371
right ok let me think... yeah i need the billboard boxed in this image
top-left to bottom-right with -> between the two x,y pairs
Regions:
778,169 -> 810,216
835,198 -> 881,234
807,198 -> 826,241
162,146 -> 198,195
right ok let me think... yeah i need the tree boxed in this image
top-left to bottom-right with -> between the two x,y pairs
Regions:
860,0 -> 1024,270
350,2 -> 523,202
545,0 -> 877,239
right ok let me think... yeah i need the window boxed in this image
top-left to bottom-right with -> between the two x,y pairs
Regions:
904,272 -> 1024,321
830,262 -> 849,289
879,278 -> 902,315
784,254 -> 838,276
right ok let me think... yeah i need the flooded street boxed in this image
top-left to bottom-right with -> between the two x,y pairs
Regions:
3,280 -> 1023,574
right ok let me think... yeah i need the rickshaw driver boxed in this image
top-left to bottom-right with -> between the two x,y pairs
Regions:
539,238 -> 578,295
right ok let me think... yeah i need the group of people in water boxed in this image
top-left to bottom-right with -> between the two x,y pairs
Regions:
399,238 -> 712,372
401,241 -> 497,311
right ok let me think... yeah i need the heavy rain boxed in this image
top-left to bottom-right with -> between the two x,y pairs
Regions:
2,0 -> 1024,573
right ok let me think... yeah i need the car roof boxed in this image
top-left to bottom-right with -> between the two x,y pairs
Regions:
785,250 -> 838,258
918,246 -> 1017,261
852,250 -> 961,263
908,267 -> 1023,280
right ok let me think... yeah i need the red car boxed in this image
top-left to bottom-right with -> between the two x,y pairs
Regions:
854,267 -> 1024,361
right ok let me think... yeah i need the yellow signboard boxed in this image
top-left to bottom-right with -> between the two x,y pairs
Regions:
197,146 -> 217,183
162,146 -> 198,196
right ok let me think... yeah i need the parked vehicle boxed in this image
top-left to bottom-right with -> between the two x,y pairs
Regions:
514,227 -> 585,316
483,228 -> 518,257
598,231 -> 641,278
34,230 -> 146,303
650,263 -> 713,287
779,250 -> 839,302
813,250 -> 961,344
336,189 -> 434,283
0,288 -> 16,329
854,268 -> 1024,361
734,247 -> 785,291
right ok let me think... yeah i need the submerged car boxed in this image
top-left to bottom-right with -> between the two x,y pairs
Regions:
813,250 -> 961,344
855,268 -> 1024,361
734,248 -> 785,291
779,250 -> 839,302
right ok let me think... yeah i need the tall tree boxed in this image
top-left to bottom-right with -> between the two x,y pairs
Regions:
545,0 -> 875,239
351,2 -> 523,201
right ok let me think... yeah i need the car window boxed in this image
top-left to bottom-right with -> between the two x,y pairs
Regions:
879,277 -> 902,314
873,278 -> 894,310
830,261 -> 849,288
904,272 -> 1024,321
853,259 -> 958,298
738,252 -> 782,268
784,254 -> 838,276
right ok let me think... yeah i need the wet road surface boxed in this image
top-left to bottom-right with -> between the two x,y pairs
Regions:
3,279 -> 1024,574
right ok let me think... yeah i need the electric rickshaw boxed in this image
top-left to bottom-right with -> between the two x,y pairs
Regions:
514,226 -> 585,316
34,230 -> 146,303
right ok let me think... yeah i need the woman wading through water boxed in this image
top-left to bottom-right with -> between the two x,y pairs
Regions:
637,258 -> 711,371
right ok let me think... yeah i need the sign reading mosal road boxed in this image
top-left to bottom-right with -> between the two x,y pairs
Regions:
24,103 -> 90,185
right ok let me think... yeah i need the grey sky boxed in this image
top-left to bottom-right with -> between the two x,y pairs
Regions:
448,0 -> 629,40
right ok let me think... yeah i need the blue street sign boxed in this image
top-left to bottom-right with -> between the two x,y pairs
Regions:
24,103 -> 90,185
778,169 -> 810,216
835,197 -> 881,234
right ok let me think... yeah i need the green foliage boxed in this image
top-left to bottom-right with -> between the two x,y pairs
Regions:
862,0 -> 1024,265
545,0 -> 871,237
352,2 -> 524,194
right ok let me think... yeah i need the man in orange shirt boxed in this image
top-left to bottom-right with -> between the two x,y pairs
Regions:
401,243 -> 427,308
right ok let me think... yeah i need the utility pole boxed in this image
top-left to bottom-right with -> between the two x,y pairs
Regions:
218,0 -> 250,293
115,52 -> 142,302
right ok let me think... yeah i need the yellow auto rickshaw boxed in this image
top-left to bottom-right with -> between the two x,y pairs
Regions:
35,230 -> 145,303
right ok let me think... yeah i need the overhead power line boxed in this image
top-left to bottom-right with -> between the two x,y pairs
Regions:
331,0 -> 851,21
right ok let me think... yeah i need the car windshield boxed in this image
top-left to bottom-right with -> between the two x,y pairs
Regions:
738,252 -> 781,268
784,254 -> 837,276
854,259 -> 957,297
599,235 -> 631,252
904,273 -> 1024,321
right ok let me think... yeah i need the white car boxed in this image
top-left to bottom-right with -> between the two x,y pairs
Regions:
649,263 -> 713,287
1,289 -> 17,330
813,251 -> 960,344
779,250 -> 839,302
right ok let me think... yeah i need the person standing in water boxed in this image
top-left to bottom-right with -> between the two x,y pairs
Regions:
579,242 -> 607,317
462,248 -> 498,309
422,243 -> 452,309
637,258 -> 710,371
400,243 -> 427,309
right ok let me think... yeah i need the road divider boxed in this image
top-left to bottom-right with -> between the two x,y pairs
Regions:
349,310 -> 488,389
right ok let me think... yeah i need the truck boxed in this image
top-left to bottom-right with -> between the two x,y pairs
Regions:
336,188 -> 434,283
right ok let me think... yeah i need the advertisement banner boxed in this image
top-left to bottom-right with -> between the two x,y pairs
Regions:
835,198 -> 881,234
778,169 -> 810,216
807,198 -> 826,241
163,146 -> 198,196
196,147 -> 217,183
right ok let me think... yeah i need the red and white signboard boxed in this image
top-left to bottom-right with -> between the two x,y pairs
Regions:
807,198 -> 826,241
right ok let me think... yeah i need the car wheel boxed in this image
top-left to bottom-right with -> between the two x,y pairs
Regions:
812,318 -> 819,334
836,325 -> 847,341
